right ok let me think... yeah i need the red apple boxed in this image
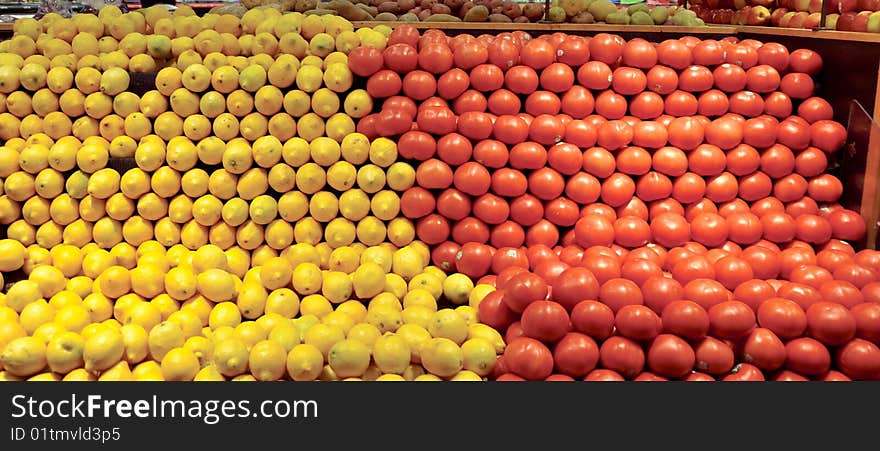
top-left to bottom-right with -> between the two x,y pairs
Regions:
789,10 -> 810,26
793,0 -> 810,11
837,11 -> 859,29
836,0 -> 859,12
747,5 -> 773,24
859,0 -> 880,12
717,8 -> 736,23
854,10 -> 872,30
771,7 -> 790,24
803,11 -> 822,27
779,10 -> 797,26
808,0 -> 824,12
779,0 -> 794,7
825,13 -> 841,28
734,0 -> 749,9
749,0 -> 777,6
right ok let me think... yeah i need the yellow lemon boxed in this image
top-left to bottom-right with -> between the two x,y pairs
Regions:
83,326 -> 124,373
161,347 -> 199,381
372,333 -> 411,375
327,338 -> 370,379
248,339 -> 286,381
286,343 -> 323,381
420,337 -> 463,378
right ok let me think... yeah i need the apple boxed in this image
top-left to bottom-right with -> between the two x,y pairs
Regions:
717,8 -> 736,23
792,0 -> 810,11
867,10 -> 880,31
779,10 -> 797,26
749,0 -> 777,6
859,0 -> 880,11
836,0 -> 859,13
747,5 -> 773,24
779,0 -> 794,8
771,7 -> 790,24
854,10 -> 872,30
808,0 -> 824,12
803,11 -> 822,27
837,11 -> 859,29
734,0 -> 749,9
825,13 -> 841,28
789,10 -> 811,26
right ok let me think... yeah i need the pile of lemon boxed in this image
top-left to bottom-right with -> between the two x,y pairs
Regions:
0,6 -> 506,381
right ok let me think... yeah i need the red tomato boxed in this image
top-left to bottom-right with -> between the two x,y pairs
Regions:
757,297 -> 808,340
709,300 -> 757,340
789,49 -> 822,74
544,197 -> 579,228
686,372 -> 717,381
599,278 -> 643,314
510,194 -> 545,226
469,140 -> 506,169
526,219 -> 560,247
503,272 -> 549,314
852,302 -> 880,344
541,63 -> 575,93
785,337 -> 831,376
520,38 -> 555,70
504,65 -> 538,95
583,369 -> 626,381
668,117 -> 705,151
487,38 -> 520,71
827,209 -> 867,241
761,212 -> 797,243
549,337 -> 598,379
487,89 -> 521,116
725,44 -> 759,69
556,37 -> 590,67
725,212 -> 762,246
613,305 -> 661,342
533,257 -> 569,285
684,278 -> 730,311
712,256 -> 754,291
588,33 -> 625,65
659,300 -> 708,340
490,221 -> 525,249
477,289 -> 516,331
452,90 -> 487,114
402,70 -> 437,101
581,255 -> 622,286
728,91 -> 765,117
695,337 -> 735,375
600,173 -> 636,207
705,117 -> 744,150
651,146 -> 688,177
452,162 -> 490,197
692,40 -> 726,66
573,214 -> 614,249
551,267 -> 600,312
780,72 -> 815,99
622,38 -> 658,68
599,336 -> 645,379
722,363 -> 765,381
697,89 -> 730,117
470,64 -> 504,92
366,70 -> 403,99
507,141 -> 546,171
430,241 -> 460,273
491,247 -> 529,274
776,282 -> 822,311
645,65 -> 678,95
400,187 -> 436,219
416,159 -> 453,190
565,172 -> 601,205
434,133 -> 471,166
493,115 -> 529,145
547,143 -> 583,175
595,91 -> 628,120
454,242 -> 493,279
630,93 -> 666,121
776,118 -> 811,150
612,216 -> 651,248
742,327 -> 786,370
453,41 -> 489,70
742,117 -> 778,149
756,42 -> 790,71
733,279 -> 777,311
348,46 -> 384,77
746,65 -> 781,93
806,301 -> 857,346
471,193 -> 509,225
689,144 -> 727,177
415,214 -> 450,244
773,370 -> 809,381
836,338 -> 880,380
689,212 -> 728,248
577,61 -> 613,90
657,39 -> 693,69
640,276 -> 683,316
798,97 -> 834,124
527,167 -> 564,201
570,300 -> 614,341
528,114 -> 564,146
615,146 -> 651,176
810,120 -> 847,154
620,257 -> 663,287
434,188 -> 470,221
504,337 -> 554,380
383,43 -> 419,73
521,300 -> 571,343
612,67 -> 647,96
665,90 -> 699,117
648,334 -> 696,379
581,147 -> 615,178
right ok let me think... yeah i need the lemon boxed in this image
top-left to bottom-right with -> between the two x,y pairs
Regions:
420,337 -> 463,378
402,305 -> 435,330
194,365 -> 225,381
44,331 -> 83,374
342,91 -> 372,121
120,323 -> 149,365
82,292 -> 113,323
267,320 -> 300,352
236,281 -> 267,320
468,284 -> 496,310
321,271 -> 352,304
303,323 -> 345,359
396,323 -> 431,364
347,262 -> 383,300
6,280 -> 42,313
403,287 -> 439,310
327,339 -> 369,379
392,246 -> 424,282
461,337 -> 498,377
291,262 -> 322,296
207,302 -> 240,331
196,268 -> 234,302
62,368 -> 96,381
247,339 -> 286,381
369,292 -> 402,312
54,304 -> 90,334
337,188 -> 368,220
233,321 -> 266,351
0,238 -> 26,271
428,308 -> 469,345
344,323 -> 379,348
0,320 -> 26,350
148,320 -> 184,361
212,337 -> 248,377
285,343 -> 323,381
442,273 -> 475,306
83,326 -> 124,373
372,333 -> 411,375
365,305 -> 403,334
160,347 -> 199,381
132,360 -> 164,381
96,360 -> 133,381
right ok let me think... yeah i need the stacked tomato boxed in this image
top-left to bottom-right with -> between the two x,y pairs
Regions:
348,27 -> 880,380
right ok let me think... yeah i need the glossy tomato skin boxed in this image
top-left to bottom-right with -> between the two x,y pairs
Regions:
851,302 -> 880,345
695,337 -> 735,375
662,300 -> 710,340
836,338 -> 880,380
503,272 -> 549,314
583,369 -> 626,381
477,289 -> 517,332
455,242 -> 493,279
552,267 -> 600,312
785,337 -> 831,376
806,301 -> 857,346
615,305 -> 663,341
722,363 -> 766,381
571,300 -> 615,341
709,300 -> 757,340
757,297 -> 807,340
599,336 -> 646,380
521,300 -> 572,343
504,337 -> 555,381
648,334 -> 696,379
741,327 -> 786,371
553,332 -> 600,377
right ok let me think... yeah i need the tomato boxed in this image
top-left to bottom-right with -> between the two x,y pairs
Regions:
629,92 -> 664,121
620,258 -> 663,287
599,278 -> 643,314
581,255 -> 621,286
784,337 -> 831,376
451,90 -> 487,115
503,272 -> 549,314
492,115 -> 529,145
544,197 -> 579,227
486,89 -> 521,116
708,300 -> 756,340
595,91 -> 628,120
704,117 -> 744,151
432,134 -> 471,167
415,214 -> 450,244
487,38 -> 520,71
518,38 -> 554,70
776,282 -> 822,311
401,70 -> 437,101
664,90 -> 699,117
598,337 -> 644,379
540,62 -> 575,93
510,194 -> 545,227
453,41 -> 489,70
504,337 -> 554,380
470,64 -> 504,92
740,327 -> 786,371
852,303 -> 880,344
826,209 -> 866,243
647,334 -> 695,379
620,38 -> 657,68
760,212 -> 797,244
694,337 -> 735,375
810,120 -> 847,154
657,39 -> 693,69
668,117 -> 705,151
546,267 -> 598,313
692,39 -> 726,66
477,289 -> 516,331
741,118 -> 778,150
523,167 -> 564,202
348,46 -> 384,77
806,301 -> 857,346
787,48 -> 822,74
779,72 -> 815,100
617,198 -> 649,220
491,221 -> 525,249
525,114 -> 563,146
400,186 -> 436,219
613,305 -> 660,342
836,338 -> 880,380
434,189 -> 470,222
745,65 -> 781,93
382,43 -> 419,74
504,65 -> 538,95
533,258 -> 569,286
521,300 -> 571,343
776,117 -> 812,150
798,97 -> 834,124
685,213 -> 726,249
600,173 -> 636,208
732,279 -> 776,312
563,172 -> 599,205
450,162 -> 489,198
588,33 -> 624,65
454,242 -> 493,279
711,256 -> 753,291
695,89 -> 729,118
490,248 -> 528,275
470,193 -> 508,225
612,216 -> 650,248
551,332 -> 599,378
576,61 -> 612,91
727,91 -> 765,117
610,67 -> 646,96
415,159 -> 453,191
504,142 -> 546,171
584,369 -> 626,381
721,363 -> 766,381
724,212 -> 762,246
757,297 -> 807,340
567,301 -> 613,342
